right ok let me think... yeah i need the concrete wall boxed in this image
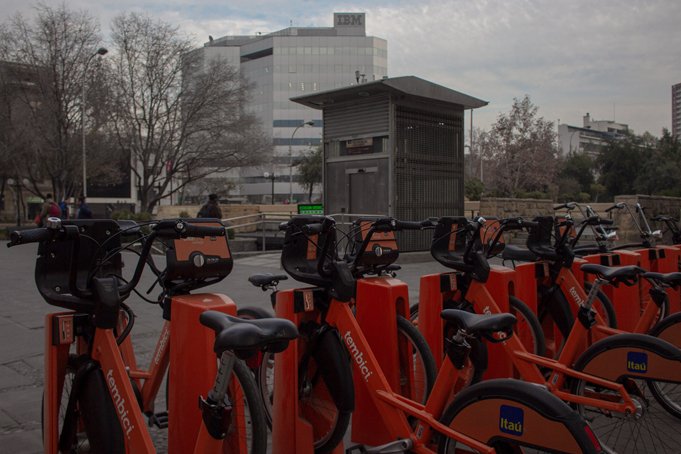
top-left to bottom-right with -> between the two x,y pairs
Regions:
479,198 -> 555,219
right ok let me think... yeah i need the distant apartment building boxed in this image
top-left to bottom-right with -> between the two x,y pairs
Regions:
557,113 -> 629,158
185,12 -> 388,203
673,83 -> 681,138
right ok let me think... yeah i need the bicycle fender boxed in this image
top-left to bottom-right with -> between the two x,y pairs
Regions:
572,333 -> 681,383
540,286 -> 575,341
312,328 -> 355,412
442,379 -> 601,454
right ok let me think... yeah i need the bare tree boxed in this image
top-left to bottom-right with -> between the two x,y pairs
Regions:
481,96 -> 560,196
109,13 -> 271,213
297,145 -> 322,203
0,2 -> 113,200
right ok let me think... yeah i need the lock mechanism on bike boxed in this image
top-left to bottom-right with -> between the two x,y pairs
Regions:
198,395 -> 233,440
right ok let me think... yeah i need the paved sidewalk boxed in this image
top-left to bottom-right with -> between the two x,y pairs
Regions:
0,241 -> 443,453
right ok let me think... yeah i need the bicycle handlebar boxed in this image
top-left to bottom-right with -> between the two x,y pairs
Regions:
8,227 -> 54,246
605,203 -> 624,212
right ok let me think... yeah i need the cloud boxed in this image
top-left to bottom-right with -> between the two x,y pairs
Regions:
1,0 -> 679,135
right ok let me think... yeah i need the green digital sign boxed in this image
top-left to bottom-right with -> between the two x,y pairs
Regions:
298,204 -> 323,215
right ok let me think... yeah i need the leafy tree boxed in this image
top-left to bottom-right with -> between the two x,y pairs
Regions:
633,129 -> 681,196
465,178 -> 485,201
596,132 -> 648,199
480,96 -> 560,196
297,145 -> 322,202
108,12 -> 271,213
0,2 -> 114,200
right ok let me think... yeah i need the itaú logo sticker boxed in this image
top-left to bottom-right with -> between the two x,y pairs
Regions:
499,405 -> 524,436
627,351 -> 648,373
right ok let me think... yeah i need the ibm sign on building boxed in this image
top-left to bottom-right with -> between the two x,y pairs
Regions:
334,13 -> 366,35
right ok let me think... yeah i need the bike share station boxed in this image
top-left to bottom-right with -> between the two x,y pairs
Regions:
276,77 -> 487,452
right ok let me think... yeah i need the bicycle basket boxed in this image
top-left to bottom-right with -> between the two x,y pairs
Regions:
526,216 -> 560,260
430,217 -> 472,272
281,216 -> 336,288
35,220 -> 123,312
351,217 -> 399,267
163,218 -> 233,286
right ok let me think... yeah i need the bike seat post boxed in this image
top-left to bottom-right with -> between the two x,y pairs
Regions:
209,351 -> 237,404
583,278 -> 605,311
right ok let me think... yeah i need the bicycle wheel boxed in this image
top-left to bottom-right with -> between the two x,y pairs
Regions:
438,379 -> 600,454
570,338 -> 681,453
297,332 -> 352,454
509,296 -> 546,358
583,282 -> 618,329
648,312 -> 681,419
396,315 -> 438,405
223,359 -> 268,454
255,350 -> 274,428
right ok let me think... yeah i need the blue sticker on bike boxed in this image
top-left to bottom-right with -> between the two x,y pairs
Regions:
627,351 -> 648,373
499,405 -> 524,436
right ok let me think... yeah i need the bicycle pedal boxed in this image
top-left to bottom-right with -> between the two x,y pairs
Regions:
150,411 -> 169,429
346,445 -> 369,454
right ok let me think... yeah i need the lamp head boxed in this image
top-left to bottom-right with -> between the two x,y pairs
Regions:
96,47 -> 108,56
304,120 -> 314,126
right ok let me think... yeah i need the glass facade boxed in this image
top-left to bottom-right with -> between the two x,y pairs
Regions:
198,13 -> 388,203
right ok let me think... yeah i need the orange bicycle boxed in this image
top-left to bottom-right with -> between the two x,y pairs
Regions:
9,218 -> 279,454
270,215 -> 605,454
420,215 -> 681,453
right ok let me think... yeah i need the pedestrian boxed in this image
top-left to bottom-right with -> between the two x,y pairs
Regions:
197,193 -> 223,219
58,199 -> 69,219
38,193 -> 61,227
77,196 -> 93,219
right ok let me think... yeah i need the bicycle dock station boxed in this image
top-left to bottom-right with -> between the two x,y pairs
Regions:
352,277 -> 411,446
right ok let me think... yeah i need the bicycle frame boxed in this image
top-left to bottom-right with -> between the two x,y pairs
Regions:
463,277 -> 681,415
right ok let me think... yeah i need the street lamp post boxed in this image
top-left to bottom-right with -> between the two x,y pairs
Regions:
82,47 -> 108,197
263,172 -> 277,205
569,129 -> 579,154
289,120 -> 314,203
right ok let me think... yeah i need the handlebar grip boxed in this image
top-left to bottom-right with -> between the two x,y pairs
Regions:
184,224 -> 225,238
599,218 -> 614,225
605,204 -> 620,212
279,222 -> 288,231
553,203 -> 569,210
9,228 -> 53,246
302,223 -> 325,235
520,220 -> 539,229
394,220 -> 423,230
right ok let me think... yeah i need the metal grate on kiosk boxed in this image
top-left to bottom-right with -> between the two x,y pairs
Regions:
394,106 -> 464,251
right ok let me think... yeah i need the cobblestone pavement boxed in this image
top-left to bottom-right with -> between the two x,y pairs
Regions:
0,241 -> 443,453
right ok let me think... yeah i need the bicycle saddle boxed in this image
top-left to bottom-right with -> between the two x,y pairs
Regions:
643,271 -> 681,288
199,311 -> 299,359
441,309 -> 517,338
580,264 -> 646,286
248,274 -> 288,287
501,245 -> 537,263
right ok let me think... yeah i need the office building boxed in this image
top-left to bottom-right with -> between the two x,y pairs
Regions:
558,113 -> 629,158
673,83 -> 681,138
186,12 -> 388,203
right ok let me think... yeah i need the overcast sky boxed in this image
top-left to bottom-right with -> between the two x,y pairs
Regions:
2,0 -> 679,137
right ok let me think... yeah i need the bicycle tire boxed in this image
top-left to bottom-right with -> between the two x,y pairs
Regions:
237,306 -> 275,320
509,296 -> 546,359
297,331 -> 352,454
437,379 -> 600,454
583,282 -> 618,329
648,311 -> 681,419
569,334 -> 681,453
396,314 -> 438,405
223,359 -> 268,454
